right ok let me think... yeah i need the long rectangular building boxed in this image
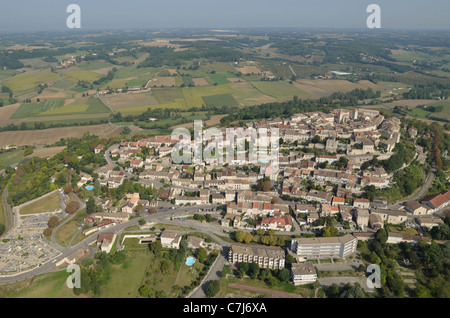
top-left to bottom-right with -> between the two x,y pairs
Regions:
290,234 -> 357,261
228,244 -> 285,269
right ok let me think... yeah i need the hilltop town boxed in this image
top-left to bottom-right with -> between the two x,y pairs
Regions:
1,104 -> 448,298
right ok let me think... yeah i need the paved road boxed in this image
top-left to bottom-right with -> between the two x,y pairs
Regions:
0,203 -> 224,285
0,216 -> 142,285
2,187 -> 13,234
389,168 -> 436,210
104,145 -> 133,179
405,168 -> 435,203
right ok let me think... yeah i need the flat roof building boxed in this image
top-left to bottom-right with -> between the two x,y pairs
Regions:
228,244 -> 285,269
291,262 -> 317,285
290,234 -> 357,261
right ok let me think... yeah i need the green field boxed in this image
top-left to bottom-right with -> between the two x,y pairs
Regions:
85,96 -> 111,114
100,78 -> 129,89
77,60 -> 114,71
64,70 -> 101,83
0,69 -> 19,82
428,101 -> 450,119
0,190 -> 8,233
4,71 -> 60,92
0,149 -> 25,170
182,84 -> 234,107
39,104 -> 90,116
152,87 -> 184,104
389,50 -> 442,63
199,62 -> 236,73
100,250 -> 151,297
202,93 -> 238,107
0,270 -> 82,298
51,80 -> 77,90
114,66 -> 155,79
209,73 -> 238,84
10,100 -> 65,119
25,114 -> 110,127
181,75 -> 194,86
19,192 -> 61,215
11,96 -> 109,119
405,101 -> 450,121
251,81 -> 311,99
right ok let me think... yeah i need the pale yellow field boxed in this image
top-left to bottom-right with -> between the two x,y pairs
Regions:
27,146 -> 67,159
192,78 -> 209,87
4,71 -> 60,92
102,92 -> 160,110
0,124 -> 124,148
382,99 -> 437,108
146,77 -> 176,88
235,66 -> 262,75
293,79 -> 387,97
0,103 -> 21,124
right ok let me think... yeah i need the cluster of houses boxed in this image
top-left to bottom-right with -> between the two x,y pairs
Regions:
290,188 -> 448,233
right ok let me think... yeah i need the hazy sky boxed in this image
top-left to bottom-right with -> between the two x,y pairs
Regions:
0,0 -> 449,32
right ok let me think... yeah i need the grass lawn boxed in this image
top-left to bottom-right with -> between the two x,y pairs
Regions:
0,190 -> 8,233
139,249 -> 205,298
173,257 -> 205,287
122,237 -> 150,251
71,228 -> 96,246
0,269 -> 82,298
153,224 -> 194,231
19,192 -> 61,215
386,224 -> 419,235
319,259 -> 332,264
100,250 -> 152,298
0,149 -> 25,170
54,210 -> 86,247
